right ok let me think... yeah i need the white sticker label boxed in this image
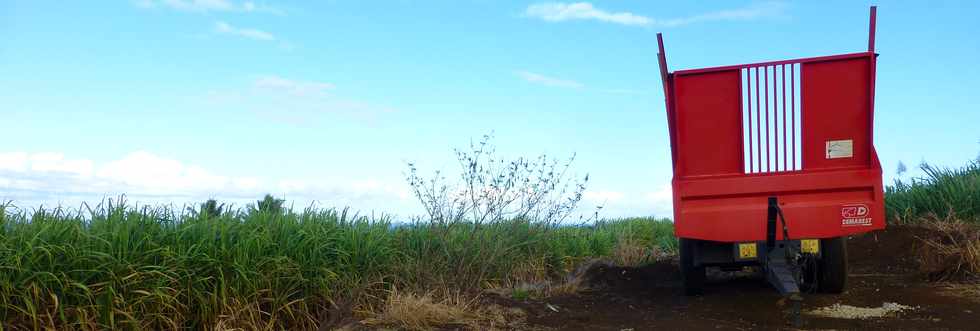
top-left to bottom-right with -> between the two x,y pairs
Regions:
826,139 -> 853,159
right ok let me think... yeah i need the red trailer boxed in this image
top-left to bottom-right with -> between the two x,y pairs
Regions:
657,7 -> 885,300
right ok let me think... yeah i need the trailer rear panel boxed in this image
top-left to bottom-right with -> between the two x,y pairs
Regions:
659,16 -> 884,243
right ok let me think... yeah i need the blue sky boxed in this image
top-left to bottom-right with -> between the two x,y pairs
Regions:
1,1 -> 978,218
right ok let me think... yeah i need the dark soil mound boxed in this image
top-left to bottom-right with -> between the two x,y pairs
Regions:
580,260 -> 681,295
848,226 -> 926,274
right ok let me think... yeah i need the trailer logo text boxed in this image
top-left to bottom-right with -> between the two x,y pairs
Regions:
841,204 -> 872,227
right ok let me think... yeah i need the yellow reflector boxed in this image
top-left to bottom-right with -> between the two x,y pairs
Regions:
801,239 -> 820,254
738,243 -> 757,259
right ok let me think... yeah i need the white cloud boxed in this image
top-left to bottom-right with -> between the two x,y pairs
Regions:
137,0 -> 284,14
96,151 -> 228,193
205,76 -> 395,125
654,2 -> 785,27
524,2 -> 785,27
136,0 -> 232,12
277,179 -> 410,201
0,152 -> 29,172
214,21 -> 275,41
645,184 -> 673,206
514,71 -> 645,94
232,177 -> 261,190
0,151 -> 410,210
600,88 -> 646,95
1,151 -> 239,196
643,184 -> 675,218
2,150 -> 670,219
254,75 -> 334,97
525,2 -> 651,26
584,190 -> 625,203
574,185 -> 675,219
515,71 -> 584,89
351,179 -> 411,200
1,152 -> 94,177
30,153 -> 95,178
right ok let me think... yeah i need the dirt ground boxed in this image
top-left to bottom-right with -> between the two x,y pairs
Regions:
494,226 -> 980,330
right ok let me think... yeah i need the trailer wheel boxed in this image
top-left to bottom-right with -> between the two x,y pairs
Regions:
818,236 -> 848,293
679,238 -> 705,295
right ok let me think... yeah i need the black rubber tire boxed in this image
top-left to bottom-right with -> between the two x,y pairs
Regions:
679,238 -> 705,296
799,254 -> 820,293
818,236 -> 848,293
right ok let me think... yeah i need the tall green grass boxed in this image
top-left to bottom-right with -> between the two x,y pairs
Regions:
886,160 -> 980,224
0,198 -> 673,330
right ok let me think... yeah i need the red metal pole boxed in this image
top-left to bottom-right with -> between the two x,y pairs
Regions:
868,6 -> 877,151
657,33 -> 670,97
656,33 -> 679,168
764,66 -> 770,172
868,6 -> 877,52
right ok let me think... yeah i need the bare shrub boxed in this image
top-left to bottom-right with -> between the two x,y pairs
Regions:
504,257 -> 551,287
362,289 -> 473,330
611,234 -> 673,267
400,135 -> 592,292
611,235 -> 649,267
937,282 -> 980,303
361,289 -> 515,331
405,134 -> 589,225
915,215 -> 980,280
212,297 -> 322,331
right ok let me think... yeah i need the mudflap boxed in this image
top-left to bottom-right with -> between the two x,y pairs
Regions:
762,241 -> 804,327
763,197 -> 804,327
764,245 -> 801,295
